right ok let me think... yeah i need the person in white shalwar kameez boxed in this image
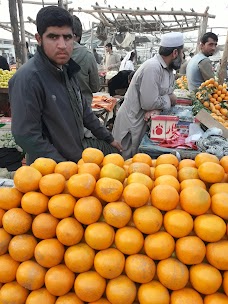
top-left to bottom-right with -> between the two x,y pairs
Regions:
112,32 -> 184,159
119,51 -> 135,72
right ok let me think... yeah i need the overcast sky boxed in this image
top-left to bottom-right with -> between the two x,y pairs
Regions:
0,0 -> 227,44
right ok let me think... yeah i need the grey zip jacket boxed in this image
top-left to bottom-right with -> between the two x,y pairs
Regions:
71,42 -> 100,105
9,47 -> 114,164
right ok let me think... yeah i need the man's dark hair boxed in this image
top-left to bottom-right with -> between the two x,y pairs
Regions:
159,45 -> 183,56
129,51 -> 135,61
36,6 -> 73,36
105,43 -> 112,49
201,32 -> 218,44
73,15 -> 82,38
26,42 -> 29,49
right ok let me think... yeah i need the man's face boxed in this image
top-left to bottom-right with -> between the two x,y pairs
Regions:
105,46 -> 112,53
36,26 -> 74,67
169,49 -> 183,70
201,38 -> 217,57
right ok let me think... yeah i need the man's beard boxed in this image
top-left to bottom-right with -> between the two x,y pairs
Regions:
169,54 -> 182,70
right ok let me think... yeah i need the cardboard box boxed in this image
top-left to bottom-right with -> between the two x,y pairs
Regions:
150,115 -> 179,140
195,109 -> 228,138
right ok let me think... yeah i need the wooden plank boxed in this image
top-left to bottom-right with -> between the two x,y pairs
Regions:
218,31 -> 228,85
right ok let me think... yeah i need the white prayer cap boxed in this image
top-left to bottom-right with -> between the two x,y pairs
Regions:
160,32 -> 184,48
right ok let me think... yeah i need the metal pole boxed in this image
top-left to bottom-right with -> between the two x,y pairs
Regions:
17,0 -> 27,64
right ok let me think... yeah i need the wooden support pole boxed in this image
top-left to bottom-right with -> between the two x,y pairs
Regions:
195,6 -> 209,53
218,31 -> 228,85
17,0 -> 27,64
8,0 -> 22,68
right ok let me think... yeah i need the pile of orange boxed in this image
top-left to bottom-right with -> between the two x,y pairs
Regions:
175,75 -> 188,90
196,78 -> 228,128
1,150 -> 228,304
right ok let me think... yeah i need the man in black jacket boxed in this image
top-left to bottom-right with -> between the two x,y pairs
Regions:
9,6 -> 121,164
0,55 -> 10,71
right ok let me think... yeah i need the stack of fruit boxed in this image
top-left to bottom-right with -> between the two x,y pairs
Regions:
195,78 -> 228,127
0,69 -> 15,88
1,149 -> 228,304
175,75 -> 188,90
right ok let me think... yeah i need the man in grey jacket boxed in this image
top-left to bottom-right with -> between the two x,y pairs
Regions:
186,32 -> 218,92
71,16 -> 100,105
8,6 -> 121,165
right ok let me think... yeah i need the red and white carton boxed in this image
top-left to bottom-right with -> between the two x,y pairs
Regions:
150,115 -> 179,141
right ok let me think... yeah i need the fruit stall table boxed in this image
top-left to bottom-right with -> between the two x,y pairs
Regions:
0,88 -> 10,117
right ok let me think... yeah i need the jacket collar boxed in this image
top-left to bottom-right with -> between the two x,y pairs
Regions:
156,54 -> 168,69
36,45 -> 80,79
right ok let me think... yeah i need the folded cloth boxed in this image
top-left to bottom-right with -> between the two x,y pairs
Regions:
92,96 -> 117,112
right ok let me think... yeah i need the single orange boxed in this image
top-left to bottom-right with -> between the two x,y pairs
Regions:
32,213 -> 59,239
103,153 -> 125,167
195,153 -> 219,168
178,167 -> 199,182
154,164 -> 178,179
170,288 -> 203,304
164,209 -> 193,238
25,288 -> 56,304
180,179 -> 206,191
74,271 -> 106,302
154,175 -> 180,192
21,191 -> 49,215
48,194 -> 76,219
2,208 -> 32,235
132,153 -> 152,166
56,292 -> 84,304
151,185 -> 179,211
78,162 -> 100,180
103,201 -> 132,228
34,238 -> 65,268
127,172 -> 154,190
39,173 -> 66,196
115,226 -> 144,255
206,240 -> 228,270
106,275 -> 136,304
68,173 -> 96,198
8,234 -> 37,262
220,155 -> 228,173
180,186 -> 211,216
64,243 -> 95,273
95,177 -> 123,202
178,159 -> 196,170
128,162 -> 151,176
125,254 -> 156,283
82,148 -> 104,165
54,161 -> 78,180
94,248 -> 125,279
0,228 -> 11,255
74,196 -> 102,225
45,264 -> 75,296
56,217 -> 84,246
33,157 -> 57,175
133,205 -> 163,234
223,271 -> 228,296
190,263 -> 222,295
14,166 -> 42,193
123,183 -> 150,208
211,192 -> 228,220
0,208 -> 4,227
175,236 -> 206,265
157,258 -> 189,291
194,214 -> 226,242
0,281 -> 29,304
16,260 -> 46,290
85,222 -> 115,250
204,293 -> 228,304
138,280 -> 170,304
198,162 -> 225,183
144,231 -> 175,260
0,254 -> 20,283
89,298 -> 111,304
209,183 -> 228,196
0,187 -> 23,210
156,154 -> 179,167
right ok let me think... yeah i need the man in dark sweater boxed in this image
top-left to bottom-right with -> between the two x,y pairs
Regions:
9,6 -> 121,164
0,56 -> 10,71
